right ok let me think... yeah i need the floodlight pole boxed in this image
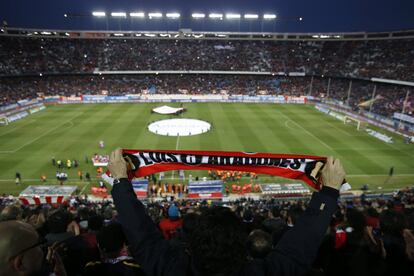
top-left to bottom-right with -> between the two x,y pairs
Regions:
308,76 -> 314,96
326,78 -> 331,98
369,85 -> 377,113
398,90 -> 411,130
346,80 -> 353,106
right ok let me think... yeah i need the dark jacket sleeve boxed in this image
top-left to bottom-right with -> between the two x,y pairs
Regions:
111,179 -> 180,276
258,187 -> 339,276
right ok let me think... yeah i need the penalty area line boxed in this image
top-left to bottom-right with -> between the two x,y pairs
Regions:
277,111 -> 334,151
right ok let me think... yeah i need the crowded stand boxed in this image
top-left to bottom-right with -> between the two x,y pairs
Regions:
1,172 -> 414,275
1,32 -> 414,275
1,37 -> 414,81
1,36 -> 413,121
1,74 -> 412,118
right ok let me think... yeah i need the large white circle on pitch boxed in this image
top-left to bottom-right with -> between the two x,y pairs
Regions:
148,119 -> 211,137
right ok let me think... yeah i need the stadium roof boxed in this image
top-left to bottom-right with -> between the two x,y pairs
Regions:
1,0 -> 414,33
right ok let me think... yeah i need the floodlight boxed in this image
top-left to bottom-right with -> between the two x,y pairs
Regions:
111,12 -> 127,17
166,13 -> 180,19
114,33 -> 124,36
226,13 -> 241,19
130,12 -> 145,18
209,13 -> 223,19
263,14 -> 277,19
192,13 -> 205,19
148,12 -> 163,19
244,14 -> 259,19
92,11 -> 106,17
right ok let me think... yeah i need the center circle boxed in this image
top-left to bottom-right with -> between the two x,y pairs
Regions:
148,119 -> 211,136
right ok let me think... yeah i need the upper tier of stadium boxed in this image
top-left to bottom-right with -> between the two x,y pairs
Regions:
1,29 -> 414,82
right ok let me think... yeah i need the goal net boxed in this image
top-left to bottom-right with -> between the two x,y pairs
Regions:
0,116 -> 8,126
344,116 -> 366,131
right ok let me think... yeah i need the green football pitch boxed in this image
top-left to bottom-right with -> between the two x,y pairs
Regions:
0,103 -> 413,195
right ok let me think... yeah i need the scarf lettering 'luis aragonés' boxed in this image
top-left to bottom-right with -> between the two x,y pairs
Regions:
118,149 -> 327,190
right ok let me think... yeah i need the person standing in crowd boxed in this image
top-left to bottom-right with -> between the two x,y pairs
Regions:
159,205 -> 183,240
108,148 -> 345,275
0,220 -> 67,276
84,223 -> 146,276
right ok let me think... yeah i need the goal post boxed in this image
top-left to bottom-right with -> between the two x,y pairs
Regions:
344,116 -> 366,131
0,116 -> 8,126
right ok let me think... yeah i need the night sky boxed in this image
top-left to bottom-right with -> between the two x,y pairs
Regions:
1,0 -> 414,33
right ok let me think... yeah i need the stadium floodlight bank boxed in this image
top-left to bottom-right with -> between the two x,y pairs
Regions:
92,11 -> 106,17
130,12 -> 145,18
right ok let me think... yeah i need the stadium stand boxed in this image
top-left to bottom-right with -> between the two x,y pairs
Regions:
1,182 -> 414,275
0,36 -> 413,119
1,37 -> 414,80
1,74 -> 412,118
1,26 -> 414,276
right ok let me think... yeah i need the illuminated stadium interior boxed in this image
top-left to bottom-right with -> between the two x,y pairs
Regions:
0,1 -> 414,275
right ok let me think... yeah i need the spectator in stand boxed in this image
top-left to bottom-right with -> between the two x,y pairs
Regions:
246,229 -> 273,260
272,205 -> 305,246
324,208 -> 387,276
84,223 -> 146,276
380,210 -> 414,275
44,209 -> 74,244
0,220 -> 67,276
0,204 -> 22,221
108,148 -> 345,275
262,206 -> 286,234
80,214 -> 103,262
158,204 -> 183,240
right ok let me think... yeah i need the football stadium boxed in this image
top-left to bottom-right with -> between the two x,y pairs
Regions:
0,1 -> 414,275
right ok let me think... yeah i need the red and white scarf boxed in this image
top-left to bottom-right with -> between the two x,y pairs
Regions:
113,149 -> 327,190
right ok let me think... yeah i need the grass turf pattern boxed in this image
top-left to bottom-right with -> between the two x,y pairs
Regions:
0,103 -> 413,195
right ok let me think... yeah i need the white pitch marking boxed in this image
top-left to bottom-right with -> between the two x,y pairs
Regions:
0,112 -> 83,154
80,182 -> 90,194
277,111 -> 334,151
0,119 -> 38,137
